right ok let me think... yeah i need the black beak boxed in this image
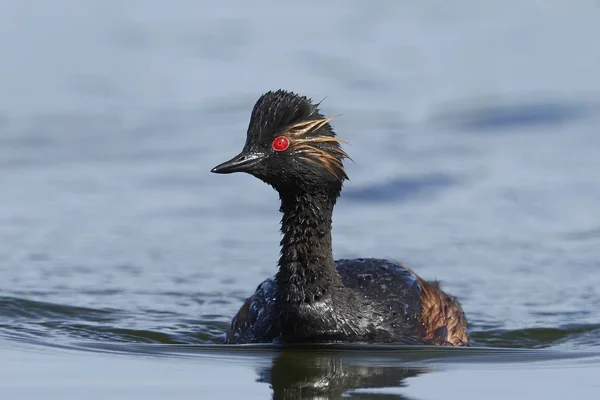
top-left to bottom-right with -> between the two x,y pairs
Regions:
211,151 -> 266,174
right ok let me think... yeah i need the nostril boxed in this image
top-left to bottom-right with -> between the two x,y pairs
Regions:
238,156 -> 246,161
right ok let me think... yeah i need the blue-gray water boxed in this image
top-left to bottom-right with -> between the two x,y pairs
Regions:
1,1 -> 600,399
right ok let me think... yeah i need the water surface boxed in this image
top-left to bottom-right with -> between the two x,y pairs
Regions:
1,0 -> 600,398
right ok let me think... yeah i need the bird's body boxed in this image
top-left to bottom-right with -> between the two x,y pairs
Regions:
228,258 -> 468,346
212,90 -> 470,346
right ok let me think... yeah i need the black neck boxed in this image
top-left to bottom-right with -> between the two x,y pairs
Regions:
275,190 -> 341,305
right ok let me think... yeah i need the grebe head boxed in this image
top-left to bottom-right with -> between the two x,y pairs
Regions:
211,90 -> 349,194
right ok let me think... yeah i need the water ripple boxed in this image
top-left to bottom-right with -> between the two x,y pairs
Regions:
2,295 -> 599,353
436,99 -> 592,133
343,174 -> 456,203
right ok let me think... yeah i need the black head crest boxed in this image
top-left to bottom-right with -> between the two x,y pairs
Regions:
246,90 -> 350,182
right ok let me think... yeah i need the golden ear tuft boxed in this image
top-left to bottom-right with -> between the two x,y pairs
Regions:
293,136 -> 353,163
294,143 -> 349,181
282,114 -> 350,181
286,115 -> 340,137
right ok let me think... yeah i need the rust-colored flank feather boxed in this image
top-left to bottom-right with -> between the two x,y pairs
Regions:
416,277 -> 470,346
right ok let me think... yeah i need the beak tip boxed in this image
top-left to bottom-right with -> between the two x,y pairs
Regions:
211,165 -> 227,174
211,151 -> 264,175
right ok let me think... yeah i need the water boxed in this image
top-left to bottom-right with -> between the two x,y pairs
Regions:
1,0 -> 600,398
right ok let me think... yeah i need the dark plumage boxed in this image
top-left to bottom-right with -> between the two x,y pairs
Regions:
211,90 -> 470,346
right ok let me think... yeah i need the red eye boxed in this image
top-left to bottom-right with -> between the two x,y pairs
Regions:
271,136 -> 290,151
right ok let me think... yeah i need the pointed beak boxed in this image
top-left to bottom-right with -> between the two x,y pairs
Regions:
211,150 -> 266,174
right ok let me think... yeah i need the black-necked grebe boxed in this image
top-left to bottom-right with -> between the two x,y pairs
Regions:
211,90 -> 470,346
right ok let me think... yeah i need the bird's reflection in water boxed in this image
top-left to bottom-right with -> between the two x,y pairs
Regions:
256,351 -> 427,399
